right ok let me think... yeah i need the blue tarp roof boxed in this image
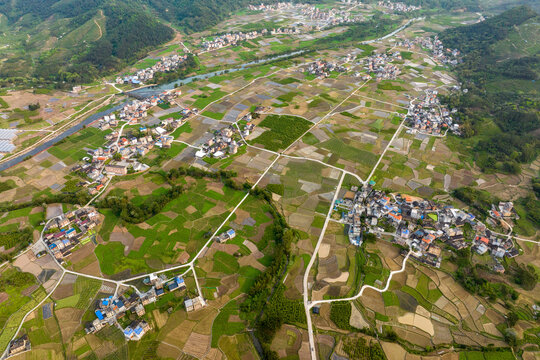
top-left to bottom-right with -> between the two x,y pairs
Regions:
95,310 -> 104,320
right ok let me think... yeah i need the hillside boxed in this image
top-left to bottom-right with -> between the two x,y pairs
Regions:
0,0 -> 284,86
0,0 -> 177,86
439,6 -> 540,175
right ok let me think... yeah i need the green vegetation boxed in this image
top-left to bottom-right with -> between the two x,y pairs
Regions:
211,300 -> 245,347
342,337 -> 386,360
0,268 -> 37,330
377,81 -> 406,91
400,51 -> 413,60
251,114 -> 312,151
439,6 -> 540,174
202,110 -> 225,120
451,248 -> 523,299
0,227 -> 33,260
329,302 -> 358,331
192,89 -> 227,109
341,111 -> 361,120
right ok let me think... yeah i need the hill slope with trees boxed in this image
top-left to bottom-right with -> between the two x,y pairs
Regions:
439,6 -> 540,175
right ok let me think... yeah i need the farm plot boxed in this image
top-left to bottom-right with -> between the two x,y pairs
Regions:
250,114 -> 312,152
96,177 -> 246,277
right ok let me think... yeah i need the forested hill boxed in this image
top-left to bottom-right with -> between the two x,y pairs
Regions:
0,0 -> 317,85
438,5 -> 538,53
439,6 -> 540,175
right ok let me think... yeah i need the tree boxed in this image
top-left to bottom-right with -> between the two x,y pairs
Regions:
506,311 -> 518,327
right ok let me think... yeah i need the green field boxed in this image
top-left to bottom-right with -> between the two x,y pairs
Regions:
251,114 -> 312,151
192,89 -> 227,109
47,127 -> 111,165
96,177 -> 245,276
211,300 -> 245,347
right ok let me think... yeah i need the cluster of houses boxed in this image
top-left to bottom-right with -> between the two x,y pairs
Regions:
405,89 -> 460,135
146,274 -> 206,312
362,51 -> 402,80
378,1 -> 421,13
85,289 -> 155,339
247,2 -> 361,30
201,30 -> 264,52
397,36 -> 460,66
74,90 -> 195,194
116,54 -> 189,85
338,185 -> 520,271
201,27 -> 302,52
195,125 -> 243,159
489,201 -> 518,220
43,209 -> 100,262
306,60 -> 346,78
85,273 -> 202,341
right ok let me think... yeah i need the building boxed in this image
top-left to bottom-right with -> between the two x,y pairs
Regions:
105,164 -> 128,176
9,334 -> 30,355
185,296 -> 205,312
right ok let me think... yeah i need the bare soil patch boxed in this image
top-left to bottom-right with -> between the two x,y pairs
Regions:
56,308 -> 84,342
238,255 -> 266,272
183,332 -> 210,358
110,226 -> 136,255
0,292 -> 8,304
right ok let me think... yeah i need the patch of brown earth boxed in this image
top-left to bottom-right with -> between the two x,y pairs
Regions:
56,308 -> 84,342
183,332 -> 210,358
0,292 -> 8,304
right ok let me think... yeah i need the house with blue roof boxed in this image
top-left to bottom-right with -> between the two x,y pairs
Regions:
65,228 -> 76,238
95,310 -> 104,321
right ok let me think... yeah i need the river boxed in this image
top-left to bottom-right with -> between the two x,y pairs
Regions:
0,103 -> 124,172
127,50 -> 306,98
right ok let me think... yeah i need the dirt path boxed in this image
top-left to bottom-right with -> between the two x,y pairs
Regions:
94,10 -> 104,41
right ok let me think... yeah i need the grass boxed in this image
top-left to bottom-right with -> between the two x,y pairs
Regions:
0,179 -> 16,193
319,137 -> 378,168
459,351 -> 516,360
96,178 -> 246,275
276,77 -> 300,85
202,111 -> 225,120
0,97 -> 8,109
341,111 -> 361,120
46,127 -> 111,165
212,251 -> 240,275
192,89 -> 227,109
211,300 -> 245,347
251,114 -> 312,151
277,92 -> 302,103
382,291 -> 399,307
377,81 -> 406,91
302,132 -> 320,145
134,58 -> 159,70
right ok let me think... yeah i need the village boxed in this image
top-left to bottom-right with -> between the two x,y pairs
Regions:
116,54 -> 189,85
72,89 -> 198,195
305,59 -> 347,78
378,1 -> 421,13
195,114 -> 255,160
361,51 -> 402,80
42,208 -> 101,262
247,2 -> 362,30
405,88 -> 460,136
397,35 -> 461,66
200,28 -> 301,52
337,184 -> 520,273
81,229 -> 238,342
84,273 -> 205,341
